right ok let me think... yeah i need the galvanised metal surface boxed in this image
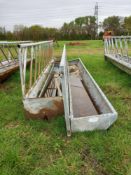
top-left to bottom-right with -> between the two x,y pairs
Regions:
18,40 -> 53,98
70,59 -> 117,132
18,40 -> 64,121
0,41 -> 31,82
60,45 -> 71,136
60,46 -> 117,136
23,97 -> 64,120
104,36 -> 131,75
69,75 -> 98,118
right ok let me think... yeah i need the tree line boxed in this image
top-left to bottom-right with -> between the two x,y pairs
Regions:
0,15 -> 131,41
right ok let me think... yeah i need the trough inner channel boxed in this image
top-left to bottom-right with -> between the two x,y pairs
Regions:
69,65 -> 98,118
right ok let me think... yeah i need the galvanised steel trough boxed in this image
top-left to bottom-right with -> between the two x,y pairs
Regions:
60,45 -> 118,136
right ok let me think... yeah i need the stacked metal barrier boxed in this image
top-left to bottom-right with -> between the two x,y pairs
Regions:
104,36 -> 131,75
0,41 -> 30,68
18,41 -> 53,98
0,41 -> 31,82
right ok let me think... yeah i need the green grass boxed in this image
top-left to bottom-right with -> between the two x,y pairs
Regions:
0,40 -> 131,175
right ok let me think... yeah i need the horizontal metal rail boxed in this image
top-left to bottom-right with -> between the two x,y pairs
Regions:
18,41 -> 52,48
0,41 -> 31,45
18,40 -> 54,98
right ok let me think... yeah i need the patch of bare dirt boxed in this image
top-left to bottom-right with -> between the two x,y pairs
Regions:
5,121 -> 20,129
102,84 -> 121,96
0,82 -> 14,92
67,42 -> 87,46
80,147 -> 109,175
0,83 -> 8,90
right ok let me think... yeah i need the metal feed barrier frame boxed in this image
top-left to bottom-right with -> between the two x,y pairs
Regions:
18,40 -> 64,120
104,36 -> 131,75
18,40 -> 54,99
0,41 -> 31,82
60,45 -> 117,136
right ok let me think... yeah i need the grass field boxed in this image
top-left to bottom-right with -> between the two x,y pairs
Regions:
0,40 -> 131,175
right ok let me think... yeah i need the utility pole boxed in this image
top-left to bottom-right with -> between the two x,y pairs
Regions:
94,2 -> 99,38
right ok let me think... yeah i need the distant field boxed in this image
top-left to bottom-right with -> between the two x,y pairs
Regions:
0,40 -> 131,175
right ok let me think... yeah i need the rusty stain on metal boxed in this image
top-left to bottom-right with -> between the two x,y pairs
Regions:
24,97 -> 64,120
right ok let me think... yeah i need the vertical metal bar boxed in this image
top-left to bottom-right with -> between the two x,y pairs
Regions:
41,44 -> 43,72
119,38 -> 123,58
44,44 -> 47,68
114,38 -> 118,57
38,45 -> 41,76
106,39 -> 109,54
124,38 -> 128,61
19,47 -> 24,97
41,43 -> 44,71
19,47 -> 27,97
107,39 -> 110,54
104,39 -> 107,54
29,46 -> 34,88
34,46 -> 37,82
36,46 -> 39,79
23,47 -> 27,95
111,38 -> 115,55
109,38 -> 112,54
39,45 -> 42,73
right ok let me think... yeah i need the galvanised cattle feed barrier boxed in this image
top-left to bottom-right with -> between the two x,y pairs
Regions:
18,40 -> 64,120
104,36 -> 131,75
19,42 -> 117,136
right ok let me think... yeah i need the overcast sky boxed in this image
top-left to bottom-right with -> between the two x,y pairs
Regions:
0,0 -> 131,31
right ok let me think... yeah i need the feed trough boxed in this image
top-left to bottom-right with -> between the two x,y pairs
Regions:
60,45 -> 118,136
0,41 -> 31,82
19,42 -> 117,136
104,36 -> 131,75
18,41 -> 64,120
